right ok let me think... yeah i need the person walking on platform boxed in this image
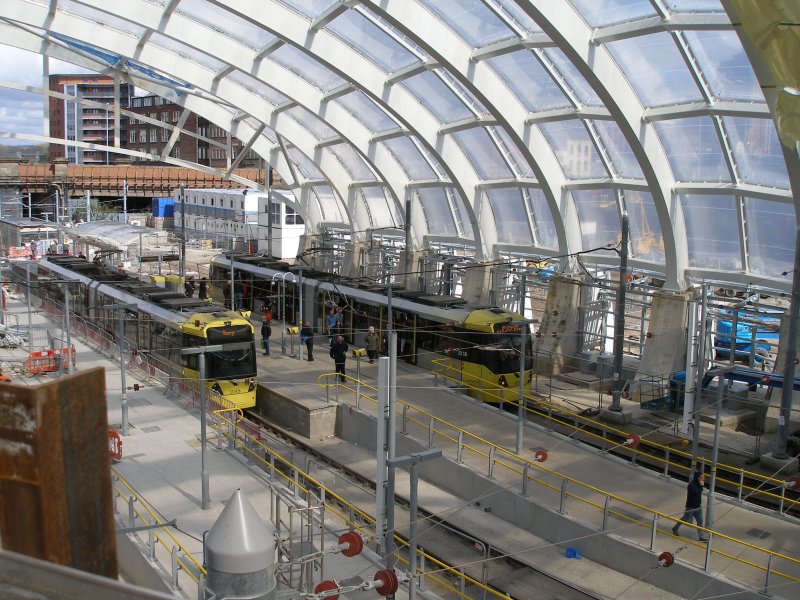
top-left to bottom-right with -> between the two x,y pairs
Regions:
300,321 -> 314,361
330,335 -> 349,382
364,326 -> 378,364
673,470 -> 708,541
261,320 -> 271,356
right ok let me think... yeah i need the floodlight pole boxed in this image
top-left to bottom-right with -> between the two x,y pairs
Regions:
386,449 -> 442,600
705,365 -> 736,530
610,210 -> 629,412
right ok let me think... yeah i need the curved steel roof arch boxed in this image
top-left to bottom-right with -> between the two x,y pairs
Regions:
0,0 -> 795,294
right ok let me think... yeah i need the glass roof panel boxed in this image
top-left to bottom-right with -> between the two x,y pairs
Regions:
593,121 -> 644,179
269,45 -> 346,92
568,0 -> 656,28
487,188 -> 533,245
276,0 -> 338,19
380,137 -> 437,181
401,71 -> 473,124
334,91 -> 399,133
666,0 -> 724,12
450,187 -> 474,239
149,32 -> 227,71
58,0 -> 147,36
684,31 -> 762,102
452,128 -> 514,180
724,117 -> 789,189
624,191 -> 664,262
176,0 -> 275,49
488,127 -> 536,179
416,188 -> 458,237
526,188 -> 558,249
325,143 -> 375,181
418,0 -> 518,47
359,186 -> 402,229
285,106 -> 337,139
287,147 -> 324,179
744,198 -> 795,276
572,189 -> 620,254
228,70 -> 288,105
680,194 -> 741,269
492,0 -> 544,34
310,185 -> 346,222
653,117 -> 730,182
487,51 -> 571,112
538,121 -> 609,179
327,9 -> 420,73
606,33 -> 703,108
541,48 -> 602,107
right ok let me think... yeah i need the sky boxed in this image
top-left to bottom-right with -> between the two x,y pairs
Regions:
0,45 -> 95,145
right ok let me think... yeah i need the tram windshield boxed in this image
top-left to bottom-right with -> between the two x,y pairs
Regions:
486,323 -> 533,373
206,325 -> 257,379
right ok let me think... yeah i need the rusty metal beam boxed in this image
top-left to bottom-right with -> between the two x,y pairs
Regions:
0,368 -> 117,578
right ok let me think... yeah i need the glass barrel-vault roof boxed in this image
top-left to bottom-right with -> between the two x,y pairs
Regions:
0,0 -> 796,295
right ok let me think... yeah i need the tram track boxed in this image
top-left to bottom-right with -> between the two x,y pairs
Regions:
243,408 -> 596,600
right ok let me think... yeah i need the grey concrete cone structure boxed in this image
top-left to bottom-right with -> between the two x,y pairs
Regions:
204,488 -> 277,600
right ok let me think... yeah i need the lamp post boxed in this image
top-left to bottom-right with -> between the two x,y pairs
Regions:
181,342 -> 252,509
103,302 -> 137,436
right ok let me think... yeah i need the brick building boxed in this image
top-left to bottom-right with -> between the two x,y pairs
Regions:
127,94 -> 261,169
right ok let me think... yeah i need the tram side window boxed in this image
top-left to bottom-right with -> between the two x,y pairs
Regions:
182,333 -> 203,370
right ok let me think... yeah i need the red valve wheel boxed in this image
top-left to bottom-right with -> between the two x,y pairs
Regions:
657,551 -> 674,568
786,475 -> 800,490
374,569 -> 399,597
533,449 -> 548,463
314,579 -> 339,600
625,433 -> 641,448
339,531 -> 363,557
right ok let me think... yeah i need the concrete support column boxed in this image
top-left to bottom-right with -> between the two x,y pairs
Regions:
460,262 -> 492,305
341,241 -> 370,279
402,250 -> 426,291
534,275 -> 582,375
637,290 -> 692,377
765,312 -> 800,435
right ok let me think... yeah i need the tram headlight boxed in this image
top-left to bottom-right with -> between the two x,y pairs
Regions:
498,375 -> 508,387
248,379 -> 256,391
211,383 -> 222,396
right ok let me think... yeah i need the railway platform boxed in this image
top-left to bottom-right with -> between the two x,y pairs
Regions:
252,329 -> 800,600
1,291 -> 798,599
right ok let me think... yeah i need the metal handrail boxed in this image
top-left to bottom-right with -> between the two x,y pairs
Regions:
312,371 -> 800,591
111,470 -> 205,586
210,414 -> 507,600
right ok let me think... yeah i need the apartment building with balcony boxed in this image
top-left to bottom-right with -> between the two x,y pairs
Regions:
48,74 -> 132,164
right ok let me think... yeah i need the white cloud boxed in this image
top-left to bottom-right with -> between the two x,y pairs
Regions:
0,45 -> 98,144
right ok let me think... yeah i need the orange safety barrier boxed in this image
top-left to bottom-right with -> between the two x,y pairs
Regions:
25,346 -> 77,374
108,430 -> 122,462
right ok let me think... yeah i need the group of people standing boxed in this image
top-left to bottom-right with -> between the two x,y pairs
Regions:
184,276 -> 208,300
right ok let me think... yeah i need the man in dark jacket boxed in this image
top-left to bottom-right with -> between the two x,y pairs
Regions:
673,470 -> 708,541
330,335 -> 349,382
300,321 -> 314,361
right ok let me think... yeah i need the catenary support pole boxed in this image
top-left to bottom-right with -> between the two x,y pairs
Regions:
610,210 -> 629,412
